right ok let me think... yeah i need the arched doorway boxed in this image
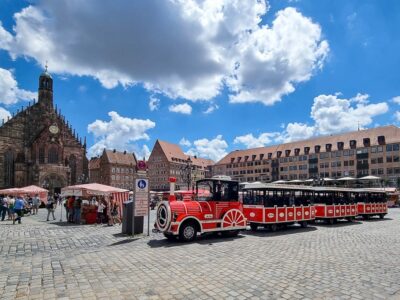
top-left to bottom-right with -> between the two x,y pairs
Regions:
40,173 -> 65,195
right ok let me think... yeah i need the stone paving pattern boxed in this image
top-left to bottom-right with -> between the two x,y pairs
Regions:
1,206 -> 400,300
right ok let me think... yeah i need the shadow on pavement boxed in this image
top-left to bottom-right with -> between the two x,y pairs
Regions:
313,220 -> 364,227
147,233 -> 245,248
108,237 -> 140,247
243,225 -> 317,237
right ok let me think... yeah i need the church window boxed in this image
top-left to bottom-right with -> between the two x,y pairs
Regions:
48,147 -> 59,164
69,154 -> 77,184
4,150 -> 14,187
39,147 -> 45,164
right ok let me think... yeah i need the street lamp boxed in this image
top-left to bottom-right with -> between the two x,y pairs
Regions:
185,157 -> 192,190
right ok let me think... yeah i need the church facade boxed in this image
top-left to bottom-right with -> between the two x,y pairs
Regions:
0,69 -> 88,194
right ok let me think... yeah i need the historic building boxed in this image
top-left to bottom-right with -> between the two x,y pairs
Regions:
148,140 -> 214,191
213,126 -> 400,187
88,149 -> 138,190
0,69 -> 88,193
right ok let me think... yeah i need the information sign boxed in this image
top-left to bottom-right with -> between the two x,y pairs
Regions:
135,178 -> 149,216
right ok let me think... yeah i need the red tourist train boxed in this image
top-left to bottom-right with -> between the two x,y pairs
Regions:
153,177 -> 389,242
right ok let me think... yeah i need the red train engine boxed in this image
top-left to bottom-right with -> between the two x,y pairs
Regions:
154,177 -> 246,242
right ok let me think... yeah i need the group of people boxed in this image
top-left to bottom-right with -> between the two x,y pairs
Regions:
64,195 -> 121,226
94,196 -> 122,226
0,194 -> 41,224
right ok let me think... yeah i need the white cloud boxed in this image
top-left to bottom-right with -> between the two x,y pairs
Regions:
227,7 -> 329,105
203,104 -> 219,114
87,111 -> 155,157
187,135 -> 228,161
392,96 -> 400,104
310,93 -> 388,135
234,132 -> 279,148
168,103 -> 192,115
236,93 -> 389,146
149,95 -> 160,111
0,1 -> 328,105
395,111 -> 400,122
0,107 -> 12,122
0,68 -> 36,105
179,138 -> 191,147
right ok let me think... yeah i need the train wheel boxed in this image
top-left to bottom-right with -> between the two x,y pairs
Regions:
346,217 -> 353,223
250,223 -> 258,231
379,214 -> 385,219
179,221 -> 197,242
222,209 -> 246,229
363,215 -> 370,220
329,218 -> 335,225
270,224 -> 278,232
300,221 -> 308,228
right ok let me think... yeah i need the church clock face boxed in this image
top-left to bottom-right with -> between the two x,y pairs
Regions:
49,125 -> 59,134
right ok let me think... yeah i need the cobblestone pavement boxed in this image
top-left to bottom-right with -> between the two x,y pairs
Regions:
1,206 -> 400,300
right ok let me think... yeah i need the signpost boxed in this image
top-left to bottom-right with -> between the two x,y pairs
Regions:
135,179 -> 149,216
134,160 -> 149,235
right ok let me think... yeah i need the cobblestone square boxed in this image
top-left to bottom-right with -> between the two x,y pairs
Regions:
1,207 -> 400,299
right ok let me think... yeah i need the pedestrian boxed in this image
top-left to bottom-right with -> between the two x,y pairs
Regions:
32,194 -> 40,215
0,195 -> 7,221
8,196 -> 15,221
13,196 -> 25,224
63,197 -> 68,220
67,196 -> 75,222
110,197 -> 121,225
96,199 -> 105,225
46,195 -> 56,221
74,197 -> 82,224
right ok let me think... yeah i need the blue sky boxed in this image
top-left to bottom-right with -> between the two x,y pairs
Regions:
0,0 -> 399,162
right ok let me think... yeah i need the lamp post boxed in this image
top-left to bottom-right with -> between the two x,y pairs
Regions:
185,157 -> 192,190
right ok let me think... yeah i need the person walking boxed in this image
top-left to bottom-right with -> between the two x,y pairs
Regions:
46,196 -> 56,221
74,197 -> 82,224
32,194 -> 40,215
13,196 -> 25,224
0,195 -> 8,221
8,196 -> 15,221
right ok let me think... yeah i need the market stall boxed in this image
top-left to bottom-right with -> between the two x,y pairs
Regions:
0,185 -> 48,203
61,183 -> 129,224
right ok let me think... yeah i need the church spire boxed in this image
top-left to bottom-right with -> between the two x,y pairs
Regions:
38,63 -> 53,107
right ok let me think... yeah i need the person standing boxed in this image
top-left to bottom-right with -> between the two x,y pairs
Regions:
46,196 -> 56,221
32,194 -> 40,215
110,198 -> 121,225
8,196 -> 15,221
74,197 -> 82,224
0,195 -> 7,221
67,196 -> 75,223
13,196 -> 25,224
96,199 -> 105,225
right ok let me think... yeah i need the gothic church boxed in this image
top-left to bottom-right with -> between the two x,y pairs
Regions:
0,69 -> 88,193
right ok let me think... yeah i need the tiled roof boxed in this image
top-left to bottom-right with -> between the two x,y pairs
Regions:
104,150 -> 137,166
216,125 -> 400,165
156,140 -> 214,167
88,157 -> 100,169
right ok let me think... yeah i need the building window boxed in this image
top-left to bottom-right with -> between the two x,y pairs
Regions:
39,147 -> 45,164
48,146 -> 59,164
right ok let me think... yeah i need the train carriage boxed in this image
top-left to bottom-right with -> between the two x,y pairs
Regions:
356,189 -> 388,219
242,183 -> 315,231
313,187 -> 358,224
153,177 -> 246,242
